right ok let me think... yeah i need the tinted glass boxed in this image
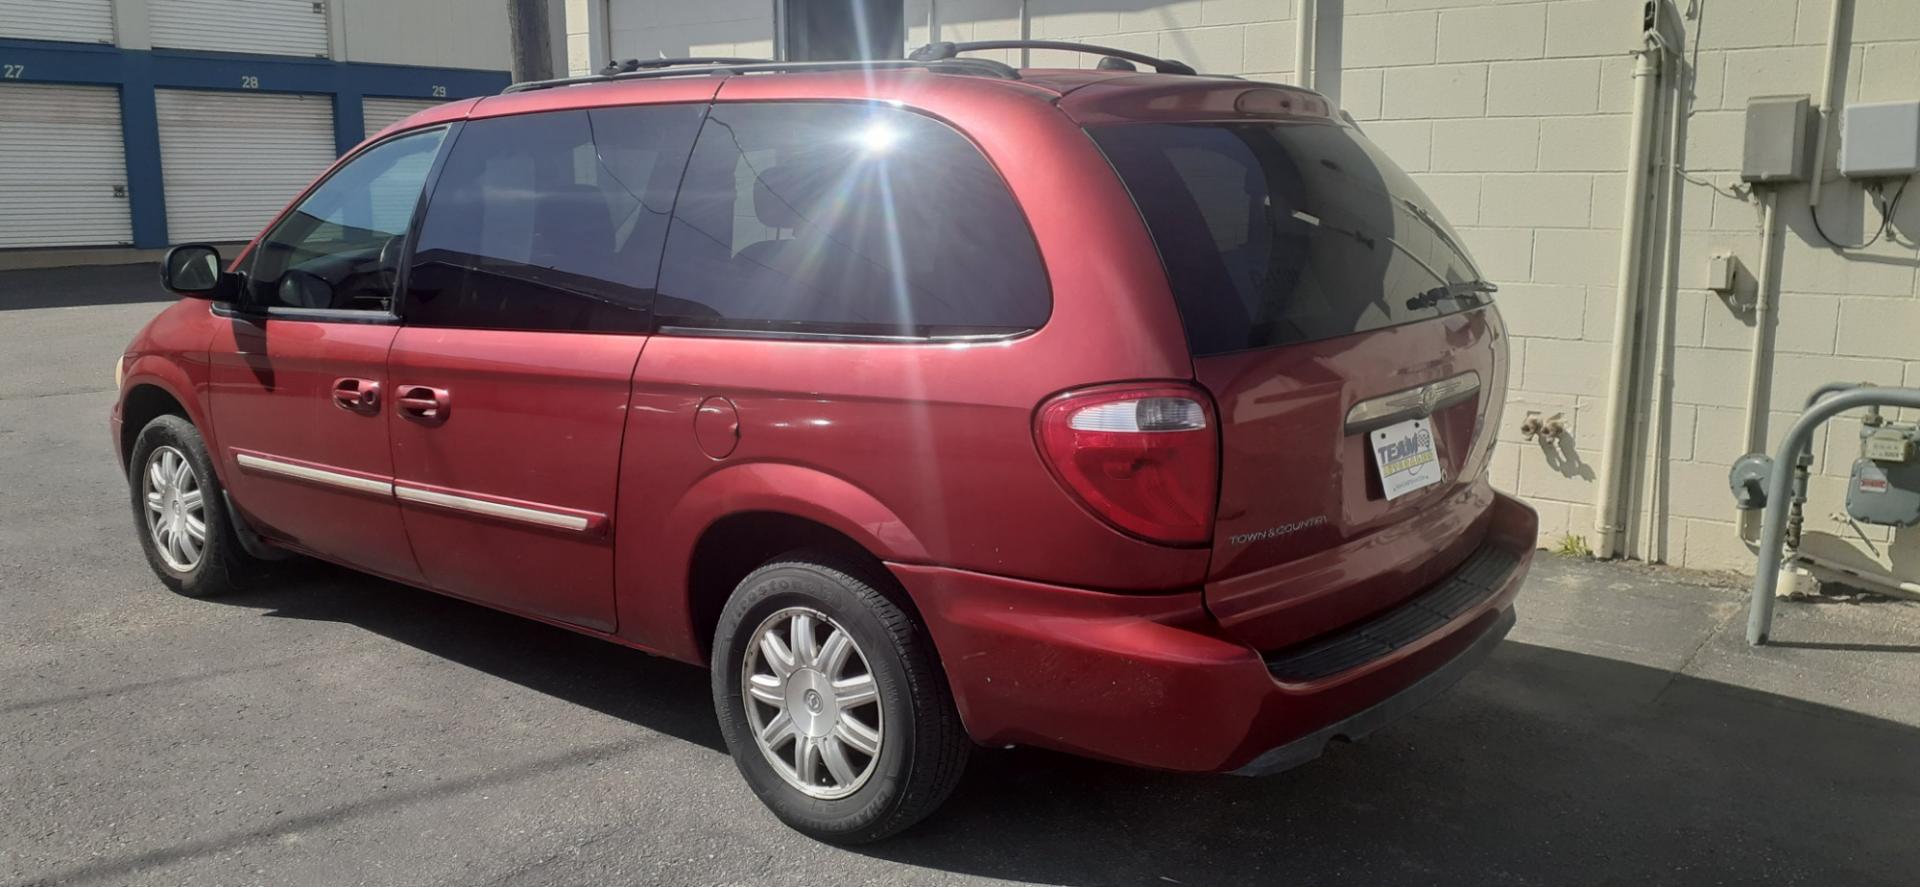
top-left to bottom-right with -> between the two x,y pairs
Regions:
247,127 -> 446,311
1089,122 -> 1489,355
404,104 -> 704,332
655,102 -> 1049,337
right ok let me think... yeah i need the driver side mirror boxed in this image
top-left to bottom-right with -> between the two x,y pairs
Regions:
161,244 -> 240,302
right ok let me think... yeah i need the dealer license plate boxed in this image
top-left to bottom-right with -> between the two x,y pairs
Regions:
1370,418 -> 1443,500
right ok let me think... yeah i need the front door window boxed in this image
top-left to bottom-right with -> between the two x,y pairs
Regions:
246,127 -> 447,312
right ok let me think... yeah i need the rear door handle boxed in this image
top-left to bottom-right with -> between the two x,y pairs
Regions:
396,385 -> 451,421
332,377 -> 381,413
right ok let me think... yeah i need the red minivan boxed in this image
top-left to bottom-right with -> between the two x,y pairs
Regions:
112,43 -> 1535,843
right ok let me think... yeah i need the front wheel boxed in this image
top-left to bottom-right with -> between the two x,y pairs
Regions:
127,414 -> 266,598
712,552 -> 969,844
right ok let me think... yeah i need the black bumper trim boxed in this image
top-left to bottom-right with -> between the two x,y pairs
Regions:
1232,606 -> 1515,777
1264,541 -> 1522,682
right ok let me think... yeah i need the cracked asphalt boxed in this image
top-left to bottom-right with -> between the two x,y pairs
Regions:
4,294 -> 1920,886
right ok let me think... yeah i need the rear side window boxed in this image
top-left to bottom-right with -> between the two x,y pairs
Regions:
655,102 -> 1049,338
1089,122 -> 1488,355
404,104 -> 704,332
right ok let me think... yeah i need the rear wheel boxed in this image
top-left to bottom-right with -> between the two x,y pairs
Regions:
712,552 -> 968,844
128,415 -> 266,598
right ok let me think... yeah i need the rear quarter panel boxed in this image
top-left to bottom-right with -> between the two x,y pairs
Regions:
611,73 -> 1211,661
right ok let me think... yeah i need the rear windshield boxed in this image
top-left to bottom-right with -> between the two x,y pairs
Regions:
1088,121 -> 1490,356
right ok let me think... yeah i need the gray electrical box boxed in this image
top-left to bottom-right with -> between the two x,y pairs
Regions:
1840,100 -> 1920,179
1742,95 -> 1811,184
1846,422 -> 1920,527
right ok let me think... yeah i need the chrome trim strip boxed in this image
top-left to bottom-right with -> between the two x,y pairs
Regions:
393,485 -> 592,532
1344,370 -> 1482,435
235,452 -> 394,496
656,324 -> 1031,344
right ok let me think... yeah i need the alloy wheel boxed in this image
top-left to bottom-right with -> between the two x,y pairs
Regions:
142,445 -> 206,572
742,606 -> 884,799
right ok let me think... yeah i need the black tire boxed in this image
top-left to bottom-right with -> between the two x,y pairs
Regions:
712,550 -> 969,844
127,414 -> 265,598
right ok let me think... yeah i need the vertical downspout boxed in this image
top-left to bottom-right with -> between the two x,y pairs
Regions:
1807,0 -> 1848,209
1640,6 -> 1689,562
1592,14 -> 1663,559
1738,188 -> 1782,542
1295,0 -> 1317,89
1019,0 -> 1030,68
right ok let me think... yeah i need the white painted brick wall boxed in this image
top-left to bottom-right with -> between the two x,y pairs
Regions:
579,0 -> 1920,582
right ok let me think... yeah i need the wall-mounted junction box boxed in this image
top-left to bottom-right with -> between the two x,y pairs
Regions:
1742,95 -> 1812,184
1840,100 -> 1920,179
1706,253 -> 1737,295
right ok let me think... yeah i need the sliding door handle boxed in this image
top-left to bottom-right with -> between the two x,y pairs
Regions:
396,385 -> 451,422
331,377 -> 381,413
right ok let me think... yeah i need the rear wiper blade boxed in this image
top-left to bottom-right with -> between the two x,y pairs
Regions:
1406,280 -> 1497,310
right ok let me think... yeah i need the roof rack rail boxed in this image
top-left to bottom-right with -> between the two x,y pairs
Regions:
907,40 -> 1198,75
599,56 -> 774,75
503,57 -> 1021,94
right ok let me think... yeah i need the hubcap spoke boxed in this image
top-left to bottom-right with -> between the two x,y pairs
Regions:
179,488 -> 203,511
794,736 -> 819,784
819,736 -> 858,786
746,674 -> 785,706
757,631 -> 796,678
833,674 -> 877,708
760,710 -> 794,746
834,715 -> 881,756
818,629 -> 852,676
790,613 -> 819,666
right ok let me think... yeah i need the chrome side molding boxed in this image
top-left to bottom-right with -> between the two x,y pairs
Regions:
234,451 -> 394,496
393,485 -> 593,532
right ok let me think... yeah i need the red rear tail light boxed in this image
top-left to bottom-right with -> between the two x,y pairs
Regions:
1035,384 -> 1219,546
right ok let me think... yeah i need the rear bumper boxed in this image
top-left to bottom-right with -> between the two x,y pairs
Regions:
890,492 -> 1536,774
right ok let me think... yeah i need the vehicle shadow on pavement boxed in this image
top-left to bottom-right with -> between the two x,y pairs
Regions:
213,559 -> 726,754
192,562 -> 1920,886
865,640 -> 1920,886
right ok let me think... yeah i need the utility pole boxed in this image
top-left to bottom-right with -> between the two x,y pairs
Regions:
506,0 -> 554,83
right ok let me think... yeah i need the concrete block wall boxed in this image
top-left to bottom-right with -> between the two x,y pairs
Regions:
572,0 -> 1920,582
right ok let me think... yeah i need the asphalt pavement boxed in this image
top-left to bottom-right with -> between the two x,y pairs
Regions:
3,287 -> 1919,886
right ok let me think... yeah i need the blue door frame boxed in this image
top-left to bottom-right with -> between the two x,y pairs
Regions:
0,37 -> 507,248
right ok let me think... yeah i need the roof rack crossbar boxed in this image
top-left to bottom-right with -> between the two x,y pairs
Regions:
503,57 -> 1020,94
599,56 -> 775,75
908,40 -> 1198,76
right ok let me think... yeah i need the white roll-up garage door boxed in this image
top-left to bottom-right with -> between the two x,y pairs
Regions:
0,83 -> 133,248
149,0 -> 329,58
362,97 -> 444,139
0,0 -> 115,43
156,90 -> 336,243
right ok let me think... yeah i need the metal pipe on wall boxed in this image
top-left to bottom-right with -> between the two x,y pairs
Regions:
1592,23 -> 1663,559
1746,387 -> 1920,644
1738,187 -> 1781,543
1294,0 -> 1316,89
1807,0 -> 1848,208
1640,20 -> 1688,563
1019,0 -> 1030,68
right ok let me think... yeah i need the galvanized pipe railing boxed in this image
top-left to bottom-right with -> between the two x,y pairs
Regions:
1747,386 -> 1920,645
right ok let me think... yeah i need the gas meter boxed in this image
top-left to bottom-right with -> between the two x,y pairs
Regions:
1846,413 -> 1920,528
